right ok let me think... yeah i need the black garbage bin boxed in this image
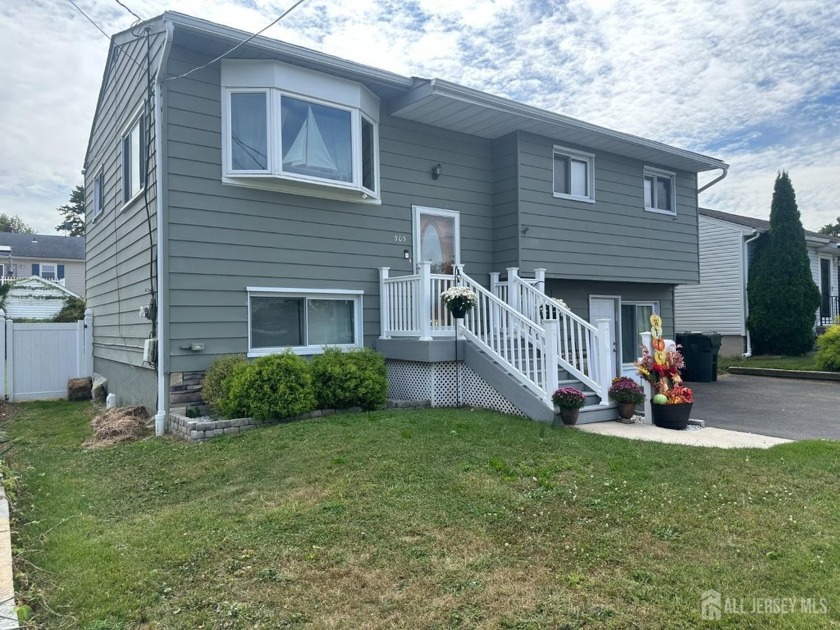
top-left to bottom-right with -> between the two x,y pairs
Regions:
676,332 -> 720,383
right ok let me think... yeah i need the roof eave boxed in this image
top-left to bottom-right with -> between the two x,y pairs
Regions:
391,79 -> 728,173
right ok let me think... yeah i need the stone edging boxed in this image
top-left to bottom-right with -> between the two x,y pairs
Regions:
0,488 -> 19,629
728,367 -> 840,382
169,399 -> 432,441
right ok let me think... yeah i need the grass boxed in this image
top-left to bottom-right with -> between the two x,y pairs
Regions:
718,353 -> 822,373
6,401 -> 840,628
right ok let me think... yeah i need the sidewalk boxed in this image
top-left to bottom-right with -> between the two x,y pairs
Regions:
577,420 -> 792,449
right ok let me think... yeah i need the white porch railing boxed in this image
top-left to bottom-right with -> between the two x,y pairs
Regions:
380,263 -> 457,340
491,267 -> 611,401
379,263 -> 612,407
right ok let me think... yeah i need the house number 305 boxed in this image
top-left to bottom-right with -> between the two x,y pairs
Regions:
393,235 -> 407,243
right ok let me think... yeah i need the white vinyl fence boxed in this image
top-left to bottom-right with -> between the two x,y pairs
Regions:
1,309 -> 93,401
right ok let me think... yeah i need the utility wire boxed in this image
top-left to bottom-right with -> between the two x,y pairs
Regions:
165,0 -> 309,83
66,0 -> 110,38
114,0 -> 142,23
65,0 -> 146,71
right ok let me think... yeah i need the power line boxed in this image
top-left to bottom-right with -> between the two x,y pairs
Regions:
66,0 -> 110,39
165,0 -> 309,83
114,0 -> 143,23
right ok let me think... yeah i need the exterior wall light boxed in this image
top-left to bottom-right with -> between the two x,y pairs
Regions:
431,163 -> 443,180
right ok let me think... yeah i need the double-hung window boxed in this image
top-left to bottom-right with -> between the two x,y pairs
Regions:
620,302 -> 658,364
122,111 -> 146,205
553,146 -> 594,202
247,288 -> 363,356
643,167 -> 676,215
223,60 -> 380,203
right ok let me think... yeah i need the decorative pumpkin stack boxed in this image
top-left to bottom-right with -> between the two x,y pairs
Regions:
634,314 -> 694,430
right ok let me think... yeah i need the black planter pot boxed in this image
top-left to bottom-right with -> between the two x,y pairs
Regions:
559,408 -> 580,426
651,402 -> 693,430
449,306 -> 468,319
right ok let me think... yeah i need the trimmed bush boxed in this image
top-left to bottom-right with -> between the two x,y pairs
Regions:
202,354 -> 247,415
219,351 -> 316,420
310,347 -> 387,411
816,325 -> 840,371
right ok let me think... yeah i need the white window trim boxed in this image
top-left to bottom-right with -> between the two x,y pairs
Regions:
225,89 -> 272,175
221,61 -> 381,204
412,206 -> 461,270
39,262 -> 58,280
619,300 -> 660,366
91,168 -> 104,220
120,105 -> 147,212
643,166 -> 677,216
553,145 -> 595,203
246,287 -> 364,357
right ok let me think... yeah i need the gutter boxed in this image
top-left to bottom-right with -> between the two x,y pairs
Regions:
697,166 -> 728,194
742,229 -> 761,357
154,20 -> 174,437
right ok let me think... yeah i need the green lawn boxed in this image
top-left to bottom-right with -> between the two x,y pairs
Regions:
6,401 -> 840,628
718,353 -> 821,373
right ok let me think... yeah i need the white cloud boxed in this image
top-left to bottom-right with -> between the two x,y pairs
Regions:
0,0 -> 838,234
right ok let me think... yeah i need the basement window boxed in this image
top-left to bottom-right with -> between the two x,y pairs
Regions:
247,287 -> 364,356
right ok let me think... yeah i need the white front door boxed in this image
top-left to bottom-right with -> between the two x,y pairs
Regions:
589,297 -> 618,373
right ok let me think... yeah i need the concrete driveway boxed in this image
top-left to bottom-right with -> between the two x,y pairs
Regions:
689,373 -> 840,441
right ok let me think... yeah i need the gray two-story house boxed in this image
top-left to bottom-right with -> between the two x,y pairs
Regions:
84,12 -> 727,433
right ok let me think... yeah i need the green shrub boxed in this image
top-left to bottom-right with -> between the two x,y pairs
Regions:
53,296 -> 86,322
310,347 -> 387,411
202,354 -> 247,415
219,351 -> 315,420
815,325 -> 840,371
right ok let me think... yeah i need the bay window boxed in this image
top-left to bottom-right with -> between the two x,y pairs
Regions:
222,60 -> 380,202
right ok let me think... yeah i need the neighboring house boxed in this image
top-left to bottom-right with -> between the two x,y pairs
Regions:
0,233 -> 86,296
0,276 -> 80,320
83,12 -> 727,430
674,208 -> 840,356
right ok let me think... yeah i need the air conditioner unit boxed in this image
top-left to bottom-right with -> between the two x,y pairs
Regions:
143,338 -> 157,364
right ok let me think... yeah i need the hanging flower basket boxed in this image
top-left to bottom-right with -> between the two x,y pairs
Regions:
441,287 -> 477,319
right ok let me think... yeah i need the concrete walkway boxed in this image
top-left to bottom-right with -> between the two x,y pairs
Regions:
577,420 -> 792,449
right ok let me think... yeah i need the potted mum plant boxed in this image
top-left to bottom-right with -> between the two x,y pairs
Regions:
608,376 -> 645,422
440,286 -> 478,319
635,345 -> 694,430
552,387 -> 586,426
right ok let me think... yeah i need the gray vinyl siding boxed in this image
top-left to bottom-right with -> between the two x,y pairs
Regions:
516,132 -> 700,284
164,44 -> 494,373
544,277 -> 675,347
674,216 -> 746,335
84,28 -> 166,394
491,133 -> 520,270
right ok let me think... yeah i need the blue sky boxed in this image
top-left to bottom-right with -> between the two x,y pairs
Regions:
1,0 -> 838,233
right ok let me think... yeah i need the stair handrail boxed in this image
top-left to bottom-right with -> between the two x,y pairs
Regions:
455,267 -> 556,407
512,273 -> 604,397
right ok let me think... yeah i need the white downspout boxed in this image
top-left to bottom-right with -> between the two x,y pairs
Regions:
742,230 -> 761,358
154,21 -> 174,436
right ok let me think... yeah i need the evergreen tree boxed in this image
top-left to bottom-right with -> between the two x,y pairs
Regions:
55,185 -> 85,236
747,172 -> 821,355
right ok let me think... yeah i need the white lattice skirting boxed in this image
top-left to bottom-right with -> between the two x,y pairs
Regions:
386,360 -> 525,417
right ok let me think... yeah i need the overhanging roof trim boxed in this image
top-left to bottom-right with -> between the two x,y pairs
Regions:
163,12 -> 414,91
391,79 -> 728,172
